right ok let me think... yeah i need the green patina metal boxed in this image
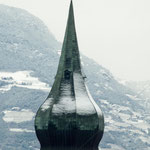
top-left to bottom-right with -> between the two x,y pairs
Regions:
35,1 -> 104,150
50,0 -> 81,95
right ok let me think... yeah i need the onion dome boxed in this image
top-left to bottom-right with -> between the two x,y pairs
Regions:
35,1 -> 104,150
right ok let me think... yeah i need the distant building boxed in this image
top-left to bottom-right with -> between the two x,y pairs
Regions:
35,1 -> 104,150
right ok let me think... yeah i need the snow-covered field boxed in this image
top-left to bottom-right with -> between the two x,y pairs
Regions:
99,98 -> 150,150
0,71 -> 50,92
3,107 -> 35,123
9,128 -> 34,133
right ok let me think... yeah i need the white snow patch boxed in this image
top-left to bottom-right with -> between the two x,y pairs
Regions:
100,99 -> 110,105
41,98 -> 53,111
117,79 -> 128,86
37,53 -> 43,57
74,72 -> 96,115
110,103 -> 130,112
104,102 -> 150,135
3,108 -> 35,123
131,120 -> 150,134
94,83 -> 99,87
0,71 -> 50,92
9,128 -> 34,133
130,129 -> 145,135
57,50 -> 61,55
96,90 -> 103,95
126,94 -> 141,101
81,61 -> 84,66
139,136 -> 150,145
105,115 -> 130,130
52,98 -> 75,115
52,83 -> 75,114
11,107 -> 20,110
119,112 -> 130,120
101,144 -> 125,150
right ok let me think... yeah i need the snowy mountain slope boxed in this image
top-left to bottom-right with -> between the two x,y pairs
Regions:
125,81 -> 150,101
0,4 -> 149,150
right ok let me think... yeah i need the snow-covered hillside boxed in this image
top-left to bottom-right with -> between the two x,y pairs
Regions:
0,4 -> 149,150
125,81 -> 150,114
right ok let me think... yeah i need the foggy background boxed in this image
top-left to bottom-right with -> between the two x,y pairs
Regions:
0,0 -> 150,81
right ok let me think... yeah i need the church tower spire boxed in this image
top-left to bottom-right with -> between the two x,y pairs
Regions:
35,1 -> 104,150
55,0 -> 82,82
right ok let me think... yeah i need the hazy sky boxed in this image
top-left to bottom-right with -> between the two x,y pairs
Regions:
0,0 -> 150,81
